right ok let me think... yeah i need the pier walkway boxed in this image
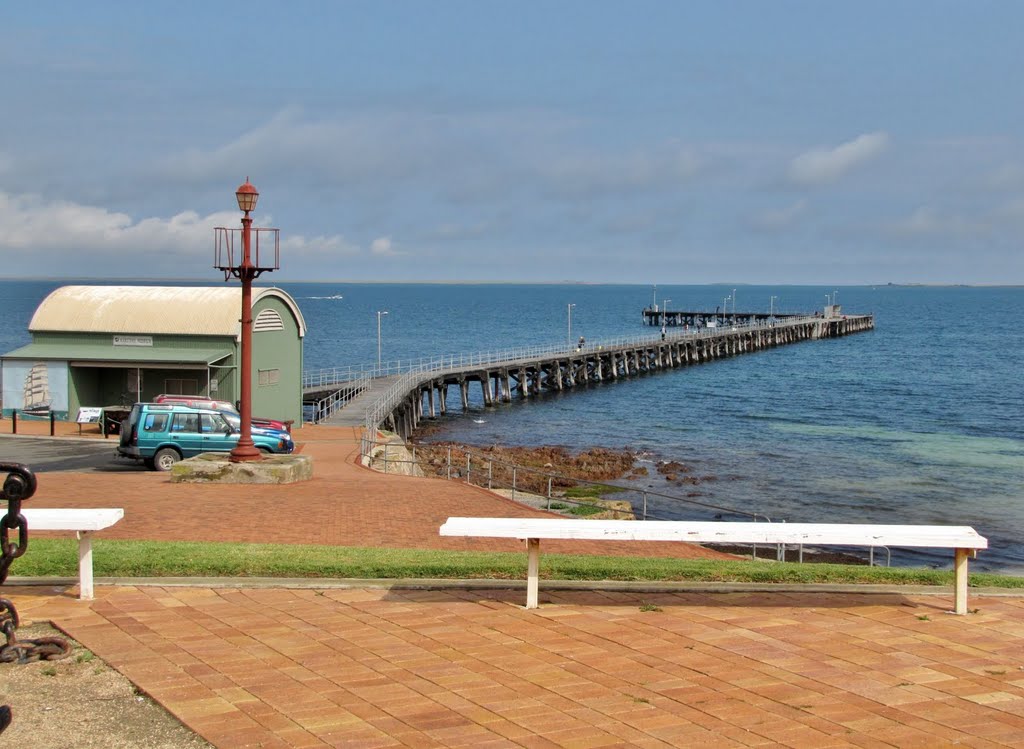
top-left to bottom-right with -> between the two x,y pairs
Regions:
306,311 -> 874,444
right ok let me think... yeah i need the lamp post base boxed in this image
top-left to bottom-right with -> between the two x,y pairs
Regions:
228,444 -> 263,463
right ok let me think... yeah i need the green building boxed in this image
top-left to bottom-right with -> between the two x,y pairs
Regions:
1,286 -> 306,424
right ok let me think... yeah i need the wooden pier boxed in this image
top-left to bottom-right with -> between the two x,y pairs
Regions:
642,308 -> 804,328
355,311 -> 874,440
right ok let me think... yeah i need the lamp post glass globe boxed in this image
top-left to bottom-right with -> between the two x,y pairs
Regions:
236,179 -> 259,213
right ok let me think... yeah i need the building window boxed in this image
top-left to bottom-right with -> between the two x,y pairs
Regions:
257,369 -> 280,386
165,378 -> 199,395
254,309 -> 284,332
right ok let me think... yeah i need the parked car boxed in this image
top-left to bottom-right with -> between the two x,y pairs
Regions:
118,403 -> 294,471
152,394 -> 291,432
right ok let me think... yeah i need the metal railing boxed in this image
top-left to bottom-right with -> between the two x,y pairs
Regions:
359,315 -> 832,441
307,373 -> 372,423
305,314 -> 830,392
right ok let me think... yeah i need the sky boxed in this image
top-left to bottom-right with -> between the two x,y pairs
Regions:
1,1 -> 1022,284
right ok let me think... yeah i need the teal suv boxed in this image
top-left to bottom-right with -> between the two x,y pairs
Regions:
117,403 -> 295,471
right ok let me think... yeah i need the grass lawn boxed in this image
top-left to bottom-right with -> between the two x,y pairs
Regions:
12,539 -> 1024,588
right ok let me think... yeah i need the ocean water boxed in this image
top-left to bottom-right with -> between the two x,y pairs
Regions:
1,280 -> 1022,571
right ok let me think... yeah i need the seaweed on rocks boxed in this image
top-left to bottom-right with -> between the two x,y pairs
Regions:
410,441 -> 635,496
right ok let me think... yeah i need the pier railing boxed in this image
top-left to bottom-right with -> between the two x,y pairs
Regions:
307,373 -> 372,423
357,315 -> 828,438
303,315 -> 825,391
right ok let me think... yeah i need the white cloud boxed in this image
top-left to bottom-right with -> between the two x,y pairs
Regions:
789,132 -> 889,186
750,199 -> 808,231
887,205 -> 983,238
0,190 -> 357,274
539,144 -> 702,199
281,234 -> 360,258
370,236 -> 402,256
984,164 -> 1024,191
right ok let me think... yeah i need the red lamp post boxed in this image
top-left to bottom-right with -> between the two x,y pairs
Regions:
214,178 -> 280,463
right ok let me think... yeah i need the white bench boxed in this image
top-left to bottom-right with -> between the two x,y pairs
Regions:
439,518 -> 988,615
21,508 -> 125,600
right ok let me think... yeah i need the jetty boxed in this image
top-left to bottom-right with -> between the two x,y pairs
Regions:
303,309 -> 874,450
642,307 -> 806,328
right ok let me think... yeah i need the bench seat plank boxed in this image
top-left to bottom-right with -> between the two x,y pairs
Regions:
21,508 -> 124,600
440,518 -> 987,549
22,508 -> 124,533
439,518 -> 987,614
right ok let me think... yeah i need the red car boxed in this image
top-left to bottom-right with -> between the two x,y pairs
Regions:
152,394 -> 291,432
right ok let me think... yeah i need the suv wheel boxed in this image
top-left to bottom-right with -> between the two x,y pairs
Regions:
153,447 -> 181,472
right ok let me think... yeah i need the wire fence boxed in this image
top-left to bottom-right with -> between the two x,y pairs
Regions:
359,435 -> 892,566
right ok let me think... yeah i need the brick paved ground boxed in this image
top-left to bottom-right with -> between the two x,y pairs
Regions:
9,584 -> 1024,748
4,421 -> 1024,747
12,423 -> 731,560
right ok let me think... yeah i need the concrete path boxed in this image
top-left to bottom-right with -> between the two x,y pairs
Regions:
3,420 -> 1024,747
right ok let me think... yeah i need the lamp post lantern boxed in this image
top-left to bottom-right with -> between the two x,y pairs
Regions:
214,178 -> 280,462
377,310 -> 388,370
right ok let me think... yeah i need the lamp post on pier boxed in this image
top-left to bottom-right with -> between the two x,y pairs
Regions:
662,299 -> 672,328
214,178 -> 280,463
769,295 -> 778,318
376,310 -> 388,371
567,303 -> 575,346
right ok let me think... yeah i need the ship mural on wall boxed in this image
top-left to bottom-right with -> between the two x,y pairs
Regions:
22,362 -> 52,415
1,360 -> 68,417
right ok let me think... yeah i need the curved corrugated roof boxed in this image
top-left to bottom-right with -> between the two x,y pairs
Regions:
29,286 -> 306,339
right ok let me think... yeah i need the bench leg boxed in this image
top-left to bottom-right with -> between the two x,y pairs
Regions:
953,548 -> 968,615
77,531 -> 94,601
526,538 -> 540,609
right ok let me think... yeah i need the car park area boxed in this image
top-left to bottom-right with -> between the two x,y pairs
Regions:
0,435 -> 144,473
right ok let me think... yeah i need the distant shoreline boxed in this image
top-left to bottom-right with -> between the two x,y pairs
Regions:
0,277 -> 1020,288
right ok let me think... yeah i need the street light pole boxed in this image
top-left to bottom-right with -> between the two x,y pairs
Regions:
567,303 -> 575,345
769,295 -> 778,317
732,288 -> 737,316
376,310 -> 388,371
214,177 -> 280,453
662,299 -> 672,328
230,180 -> 260,462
